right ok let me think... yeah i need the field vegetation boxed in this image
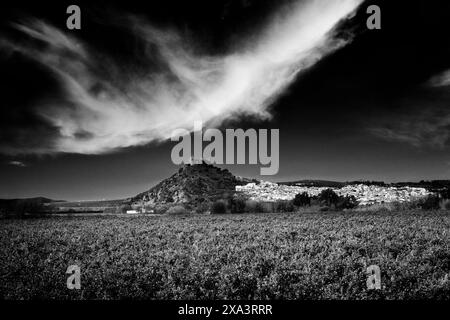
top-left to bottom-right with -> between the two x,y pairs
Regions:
1,211 -> 449,299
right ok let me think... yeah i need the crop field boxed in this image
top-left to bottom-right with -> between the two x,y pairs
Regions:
1,211 -> 449,300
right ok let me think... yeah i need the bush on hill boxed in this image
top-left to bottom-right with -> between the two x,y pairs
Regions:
211,200 -> 227,214
229,196 -> 246,214
166,205 -> 189,215
195,202 -> 210,214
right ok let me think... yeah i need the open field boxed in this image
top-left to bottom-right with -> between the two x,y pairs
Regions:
1,211 -> 449,299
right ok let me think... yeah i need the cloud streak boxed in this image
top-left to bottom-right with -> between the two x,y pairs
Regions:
369,87 -> 450,149
3,0 -> 363,155
8,160 -> 27,167
428,69 -> 450,87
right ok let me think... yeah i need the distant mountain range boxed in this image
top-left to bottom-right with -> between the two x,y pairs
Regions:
0,197 -> 65,215
279,179 -> 450,191
0,197 -> 63,206
278,180 -> 346,188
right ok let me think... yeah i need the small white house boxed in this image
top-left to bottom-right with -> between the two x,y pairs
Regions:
126,208 -> 155,214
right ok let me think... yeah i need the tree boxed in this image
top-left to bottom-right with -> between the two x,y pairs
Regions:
418,194 -> 440,210
293,192 -> 311,207
318,189 -> 340,208
336,195 -> 358,210
230,196 -> 246,213
439,189 -> 450,200
211,200 -> 227,214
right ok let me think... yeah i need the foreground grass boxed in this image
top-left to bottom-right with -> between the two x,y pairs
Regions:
0,211 -> 449,299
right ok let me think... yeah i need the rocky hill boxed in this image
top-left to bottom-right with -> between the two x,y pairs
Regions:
131,162 -> 256,207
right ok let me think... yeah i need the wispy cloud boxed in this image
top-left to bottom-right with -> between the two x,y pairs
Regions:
369,87 -> 450,149
428,69 -> 450,87
369,122 -> 450,149
2,0 -> 363,155
8,160 -> 27,167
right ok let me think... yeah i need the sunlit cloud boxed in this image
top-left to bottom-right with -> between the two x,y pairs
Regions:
2,0 -> 363,155
428,69 -> 450,87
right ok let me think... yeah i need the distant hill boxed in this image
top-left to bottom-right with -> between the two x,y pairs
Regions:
0,197 -> 65,215
132,162 -> 256,207
278,180 -> 346,188
54,199 -> 126,208
0,197 -> 64,208
0,197 -> 63,204
278,179 -> 450,195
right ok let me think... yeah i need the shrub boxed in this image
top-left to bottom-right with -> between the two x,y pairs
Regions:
166,205 -> 189,215
285,201 -> 295,212
418,194 -> 440,210
229,197 -> 246,213
195,202 -> 210,214
439,189 -> 450,199
244,200 -> 258,213
245,200 -> 266,213
274,201 -> 285,213
260,202 -> 276,213
143,205 -> 156,213
293,192 -> 311,207
357,201 -> 418,212
382,201 -> 417,211
243,201 -> 274,213
211,200 -> 227,214
318,189 -> 340,208
336,195 -> 358,210
153,204 -> 171,215
440,199 -> 450,210
197,197 -> 206,203
255,201 -> 266,213
275,200 -> 295,213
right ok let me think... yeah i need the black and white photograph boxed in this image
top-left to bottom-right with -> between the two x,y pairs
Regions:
0,0 -> 449,311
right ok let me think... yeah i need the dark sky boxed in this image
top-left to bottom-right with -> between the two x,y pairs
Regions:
1,0 -> 450,200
